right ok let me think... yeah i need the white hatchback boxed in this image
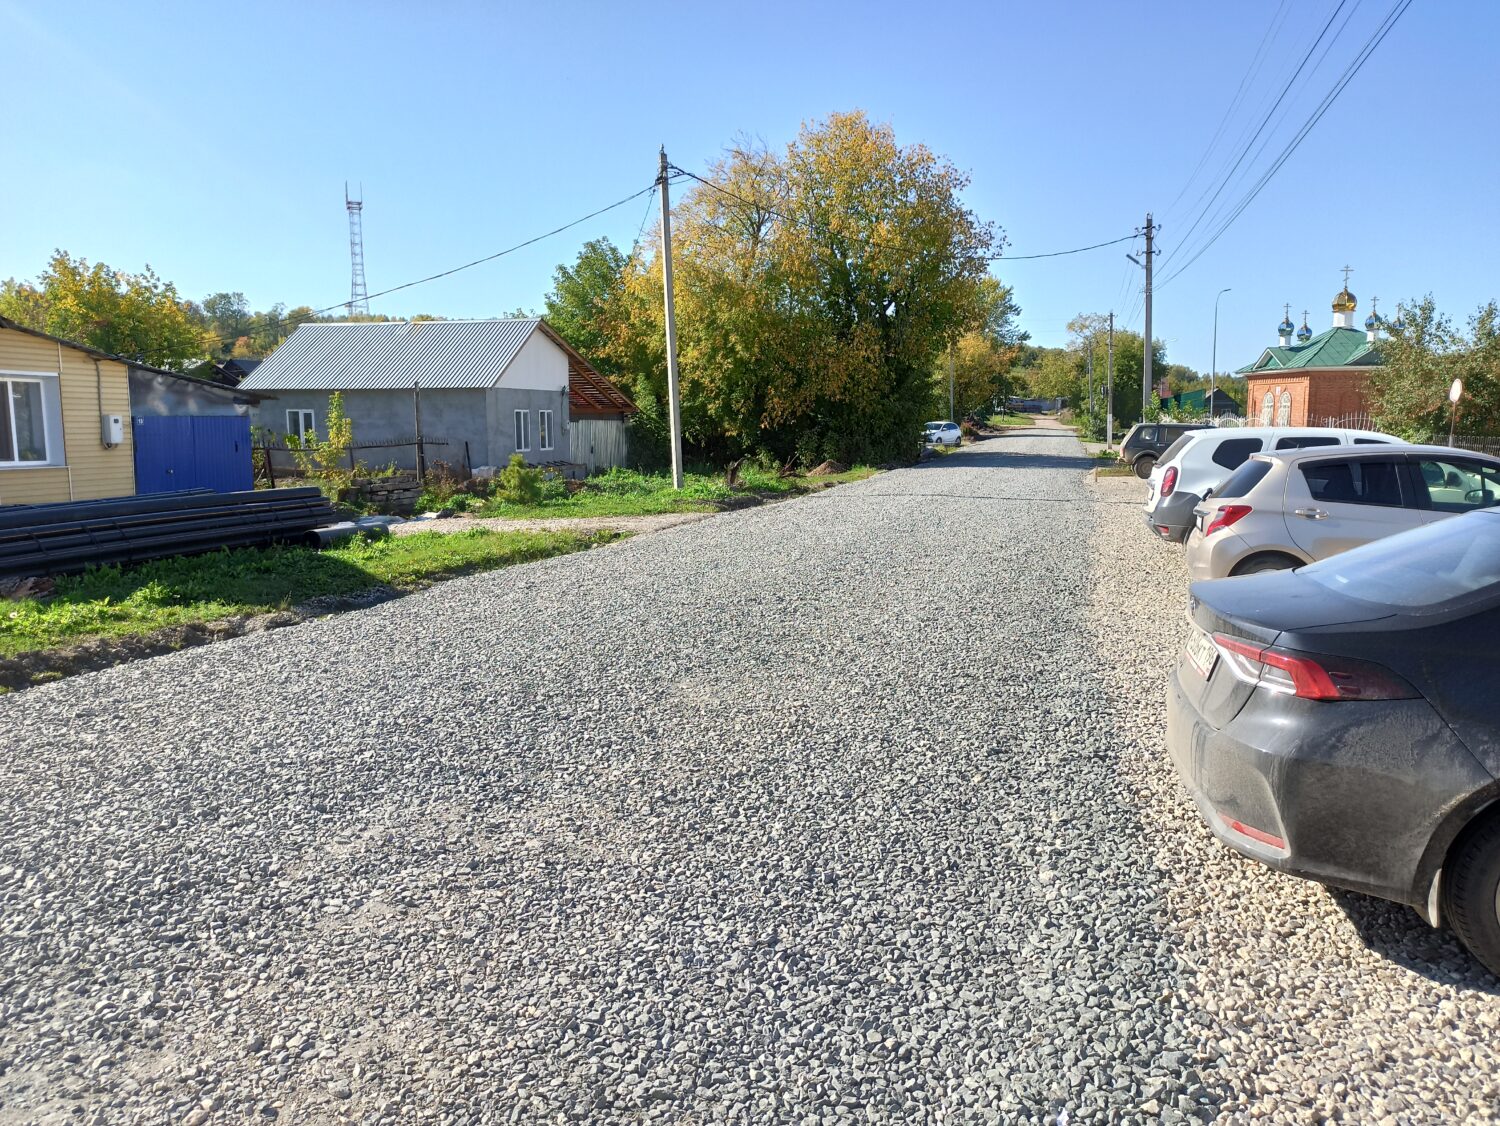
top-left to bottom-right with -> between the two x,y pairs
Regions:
1142,426 -> 1403,544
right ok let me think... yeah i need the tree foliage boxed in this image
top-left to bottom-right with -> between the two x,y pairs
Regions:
0,251 -> 215,369
570,113 -> 1004,466
1370,295 -> 1500,437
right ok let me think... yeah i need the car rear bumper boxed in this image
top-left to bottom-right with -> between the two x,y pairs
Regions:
1166,666 -> 1492,909
1143,491 -> 1200,543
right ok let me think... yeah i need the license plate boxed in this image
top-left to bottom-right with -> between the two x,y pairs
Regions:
1184,629 -> 1218,679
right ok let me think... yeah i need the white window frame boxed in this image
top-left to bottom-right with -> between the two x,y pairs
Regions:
287,409 -> 316,442
1260,391 -> 1275,425
1276,390 -> 1293,427
538,409 -> 554,451
0,372 -> 61,469
514,409 -> 530,452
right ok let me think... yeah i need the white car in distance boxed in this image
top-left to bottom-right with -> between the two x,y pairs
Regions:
926,421 -> 962,448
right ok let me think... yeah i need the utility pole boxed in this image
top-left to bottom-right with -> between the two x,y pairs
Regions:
1142,212 -> 1156,422
1107,311 -> 1115,448
657,148 -> 685,489
1211,288 -> 1231,420
947,344 -> 956,422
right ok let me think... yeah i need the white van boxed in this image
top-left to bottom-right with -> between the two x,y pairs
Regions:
1142,426 -> 1403,543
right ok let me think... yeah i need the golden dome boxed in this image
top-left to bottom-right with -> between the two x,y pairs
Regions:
1333,288 -> 1357,313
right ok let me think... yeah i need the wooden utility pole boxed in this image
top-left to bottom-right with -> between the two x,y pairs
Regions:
658,147 -> 685,489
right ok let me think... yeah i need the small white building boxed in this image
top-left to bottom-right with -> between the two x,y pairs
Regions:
238,318 -> 635,473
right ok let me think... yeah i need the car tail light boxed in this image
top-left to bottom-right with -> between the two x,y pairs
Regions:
1204,504 -> 1251,536
1211,634 -> 1418,701
1161,466 -> 1178,497
1218,813 -> 1286,851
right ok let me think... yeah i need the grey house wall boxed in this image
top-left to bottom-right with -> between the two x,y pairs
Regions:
254,385 -> 573,473
483,385 -> 571,469
129,369 -> 256,417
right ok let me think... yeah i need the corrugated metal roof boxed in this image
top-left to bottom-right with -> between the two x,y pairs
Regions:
238,318 -> 543,391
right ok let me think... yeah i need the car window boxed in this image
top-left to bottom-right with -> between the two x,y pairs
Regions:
1275,435 -> 1340,450
1159,435 -> 1197,465
1137,427 -> 1157,444
1210,437 -> 1263,470
1353,438 -> 1389,445
1300,458 -> 1406,507
1411,457 -> 1500,513
1303,513 -> 1500,609
1214,458 -> 1275,500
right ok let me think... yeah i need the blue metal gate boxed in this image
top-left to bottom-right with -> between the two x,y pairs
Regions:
132,416 -> 254,495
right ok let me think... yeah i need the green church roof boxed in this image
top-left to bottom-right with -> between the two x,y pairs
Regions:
1236,326 -> 1382,374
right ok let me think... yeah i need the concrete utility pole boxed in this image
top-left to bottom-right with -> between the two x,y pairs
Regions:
1107,311 -> 1115,448
947,344 -> 956,422
1142,213 -> 1156,423
658,147 -> 685,490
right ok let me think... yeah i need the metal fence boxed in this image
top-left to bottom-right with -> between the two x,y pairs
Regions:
254,436 -> 451,487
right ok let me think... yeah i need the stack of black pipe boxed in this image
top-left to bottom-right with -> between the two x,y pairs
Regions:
0,488 -> 338,578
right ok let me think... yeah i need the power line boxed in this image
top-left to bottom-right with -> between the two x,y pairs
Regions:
1164,0 -> 1351,267
1165,0 -> 1293,214
1158,0 -> 1413,290
206,180 -> 663,349
670,163 -> 1134,264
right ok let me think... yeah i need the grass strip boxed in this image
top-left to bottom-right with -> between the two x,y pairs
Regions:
0,529 -> 604,657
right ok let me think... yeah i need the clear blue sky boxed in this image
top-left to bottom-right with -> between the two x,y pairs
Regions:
3,0 -> 1495,378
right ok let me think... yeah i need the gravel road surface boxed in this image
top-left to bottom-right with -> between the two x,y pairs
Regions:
3,423 -> 1498,1124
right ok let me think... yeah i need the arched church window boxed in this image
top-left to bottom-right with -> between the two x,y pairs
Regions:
1261,391 -> 1275,425
1276,390 -> 1292,426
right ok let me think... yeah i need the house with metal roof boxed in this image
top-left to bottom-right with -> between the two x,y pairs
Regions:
238,318 -> 636,473
1236,277 -> 1386,427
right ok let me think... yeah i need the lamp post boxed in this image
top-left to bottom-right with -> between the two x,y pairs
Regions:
1211,288 -> 1231,419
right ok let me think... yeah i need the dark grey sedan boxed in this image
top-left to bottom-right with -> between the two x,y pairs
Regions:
1167,509 -> 1500,973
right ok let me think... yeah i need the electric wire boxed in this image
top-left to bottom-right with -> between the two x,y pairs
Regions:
1165,0 -> 1293,214
1164,0 -> 1350,267
1158,0 -> 1413,290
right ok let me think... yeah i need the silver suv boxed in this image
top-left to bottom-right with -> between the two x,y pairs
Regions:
1184,445 -> 1500,581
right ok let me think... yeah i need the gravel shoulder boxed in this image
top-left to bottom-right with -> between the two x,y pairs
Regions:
1086,472 -> 1500,1123
389,511 -> 714,538
4,429 -> 1499,1124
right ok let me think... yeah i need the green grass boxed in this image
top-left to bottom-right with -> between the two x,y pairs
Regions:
0,529 -> 605,657
987,413 -> 1036,428
473,465 -> 877,520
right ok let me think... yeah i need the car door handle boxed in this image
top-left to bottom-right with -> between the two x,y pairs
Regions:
1294,507 -> 1328,519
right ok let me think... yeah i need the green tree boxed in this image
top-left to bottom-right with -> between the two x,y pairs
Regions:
203,291 -> 253,356
543,238 -> 629,373
0,251 -> 214,368
1370,296 -> 1500,437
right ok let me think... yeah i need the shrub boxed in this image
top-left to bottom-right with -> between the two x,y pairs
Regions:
496,454 -> 544,505
288,391 -> 356,497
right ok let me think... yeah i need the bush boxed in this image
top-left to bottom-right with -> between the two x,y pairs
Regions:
496,454 -> 544,505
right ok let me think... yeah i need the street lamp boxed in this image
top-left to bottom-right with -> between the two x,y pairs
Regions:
1211,288 -> 1231,419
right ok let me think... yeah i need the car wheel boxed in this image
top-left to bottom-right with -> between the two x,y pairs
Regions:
1442,815 -> 1500,977
1134,455 -> 1156,479
1231,554 -> 1299,576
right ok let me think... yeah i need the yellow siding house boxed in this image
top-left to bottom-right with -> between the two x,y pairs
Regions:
0,318 -> 136,506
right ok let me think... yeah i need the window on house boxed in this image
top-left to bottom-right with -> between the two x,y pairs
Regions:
0,376 -> 55,466
286,409 -> 316,443
538,409 -> 554,451
514,409 -> 530,452
1260,391 -> 1275,425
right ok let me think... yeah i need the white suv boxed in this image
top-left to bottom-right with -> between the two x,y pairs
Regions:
1143,426 -> 1403,544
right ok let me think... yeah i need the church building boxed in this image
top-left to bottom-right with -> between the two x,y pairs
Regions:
1237,273 -> 1386,426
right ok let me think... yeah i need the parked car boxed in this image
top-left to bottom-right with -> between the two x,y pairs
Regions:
1167,509 -> 1500,973
925,420 -> 962,448
1142,426 -> 1402,544
1120,422 -> 1211,479
1184,445 -> 1500,580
